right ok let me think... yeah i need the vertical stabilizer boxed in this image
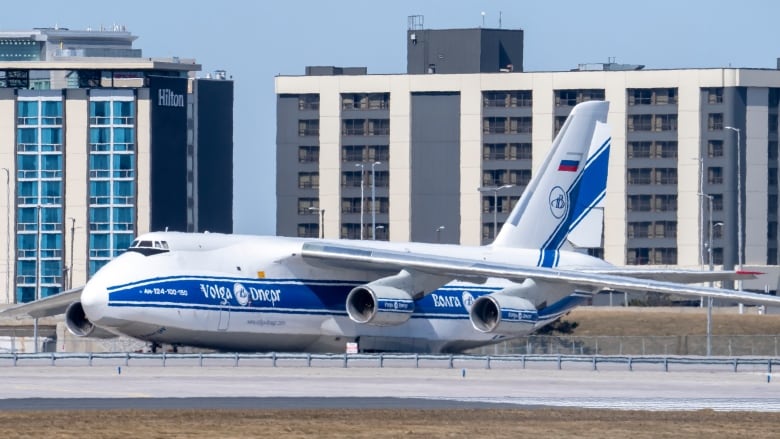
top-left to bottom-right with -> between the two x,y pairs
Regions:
492,101 -> 611,266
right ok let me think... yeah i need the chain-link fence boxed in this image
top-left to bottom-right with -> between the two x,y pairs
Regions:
472,335 -> 780,357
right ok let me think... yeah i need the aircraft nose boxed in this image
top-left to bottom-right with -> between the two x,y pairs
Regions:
80,278 -> 109,321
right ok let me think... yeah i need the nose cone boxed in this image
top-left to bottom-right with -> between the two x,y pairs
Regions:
80,273 -> 109,323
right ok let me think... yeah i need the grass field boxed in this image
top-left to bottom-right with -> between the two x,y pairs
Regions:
2,408 -> 780,438
561,307 -> 780,337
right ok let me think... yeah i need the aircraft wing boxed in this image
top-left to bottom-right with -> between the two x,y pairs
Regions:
0,287 -> 82,319
301,242 -> 780,307
579,268 -> 760,284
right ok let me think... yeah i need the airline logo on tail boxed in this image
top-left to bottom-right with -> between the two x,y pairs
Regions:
548,186 -> 567,219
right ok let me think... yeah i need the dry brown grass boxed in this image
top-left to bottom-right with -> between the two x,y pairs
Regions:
564,308 -> 780,336
2,408 -> 780,438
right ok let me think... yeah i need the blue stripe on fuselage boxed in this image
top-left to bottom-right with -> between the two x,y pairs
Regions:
105,277 -> 510,320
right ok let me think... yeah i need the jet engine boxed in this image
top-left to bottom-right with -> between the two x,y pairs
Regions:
469,294 -> 537,335
65,302 -> 96,337
346,284 -> 415,326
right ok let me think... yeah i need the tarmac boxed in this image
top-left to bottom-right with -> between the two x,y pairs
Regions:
1,365 -> 779,411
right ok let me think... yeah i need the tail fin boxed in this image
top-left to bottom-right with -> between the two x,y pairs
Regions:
492,101 -> 611,266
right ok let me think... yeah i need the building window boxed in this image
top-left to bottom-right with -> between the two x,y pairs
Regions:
297,198 -> 319,215
654,168 -> 677,185
770,116 -> 779,134
88,95 -> 136,277
708,113 -> 724,131
298,119 -> 319,136
627,222 -> 651,238
627,195 -> 652,212
712,194 -> 723,211
340,223 -> 363,239
628,89 -> 652,106
708,167 -> 723,184
553,116 -> 567,136
555,89 -> 605,107
298,172 -> 319,189
627,115 -> 653,131
342,119 -> 365,136
627,194 -> 677,212
655,195 -> 677,212
16,98 -> 64,302
627,248 -> 677,265
368,145 -> 389,162
482,90 -> 532,108
342,145 -> 364,162
298,146 -> 319,163
627,168 -> 652,185
341,198 -> 362,214
341,171 -> 362,188
483,90 -> 530,108
298,94 -> 319,111
656,141 -> 678,158
627,142 -> 651,158
655,114 -> 678,131
654,221 -> 677,238
628,88 -> 678,106
483,117 -> 506,134
367,119 -> 390,135
342,93 -> 389,110
342,119 -> 390,136
297,223 -> 319,238
770,168 -> 778,187
769,141 -> 778,160
483,143 -> 532,160
769,194 -> 778,215
706,88 -> 723,104
708,140 -> 724,158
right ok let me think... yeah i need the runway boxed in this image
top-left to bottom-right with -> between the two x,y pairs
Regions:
1,366 -> 779,411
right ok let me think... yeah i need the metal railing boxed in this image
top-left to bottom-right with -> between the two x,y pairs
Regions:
0,351 -> 777,374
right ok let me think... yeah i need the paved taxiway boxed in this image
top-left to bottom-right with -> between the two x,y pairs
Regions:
1,366 -> 779,411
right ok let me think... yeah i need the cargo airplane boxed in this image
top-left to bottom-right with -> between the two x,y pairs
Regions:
3,101 -> 779,353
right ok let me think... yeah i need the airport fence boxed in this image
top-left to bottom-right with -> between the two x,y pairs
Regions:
472,334 -> 780,357
0,351 -> 778,374
3,334 -> 780,357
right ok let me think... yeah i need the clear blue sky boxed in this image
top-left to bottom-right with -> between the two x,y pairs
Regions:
5,0 -> 780,234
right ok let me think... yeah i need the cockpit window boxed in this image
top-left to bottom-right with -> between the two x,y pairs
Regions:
127,239 -> 170,256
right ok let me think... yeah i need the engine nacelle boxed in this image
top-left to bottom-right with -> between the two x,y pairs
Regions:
469,294 -> 537,335
65,302 -> 96,337
346,284 -> 415,326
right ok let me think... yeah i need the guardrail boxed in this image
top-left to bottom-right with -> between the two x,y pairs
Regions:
0,352 -> 778,374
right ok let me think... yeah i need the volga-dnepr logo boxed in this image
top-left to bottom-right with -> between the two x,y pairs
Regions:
158,88 -> 184,107
548,186 -> 567,219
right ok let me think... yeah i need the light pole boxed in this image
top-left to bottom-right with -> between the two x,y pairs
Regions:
308,207 -> 325,239
355,163 -> 365,239
725,127 -> 743,301
371,161 -> 381,240
436,225 -> 445,243
700,193 -> 714,356
477,184 -> 514,240
68,217 -> 75,290
1,167 -> 9,304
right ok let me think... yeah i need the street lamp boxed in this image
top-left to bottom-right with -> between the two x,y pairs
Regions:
699,193 -> 714,356
370,161 -> 381,240
724,126 -> 742,290
355,163 -> 365,240
308,207 -> 325,239
436,225 -> 445,243
478,184 -> 514,240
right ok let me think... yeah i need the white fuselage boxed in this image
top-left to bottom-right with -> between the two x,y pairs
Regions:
80,234 -> 611,353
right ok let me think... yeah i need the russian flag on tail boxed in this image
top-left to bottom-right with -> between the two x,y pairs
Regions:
558,159 -> 580,172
